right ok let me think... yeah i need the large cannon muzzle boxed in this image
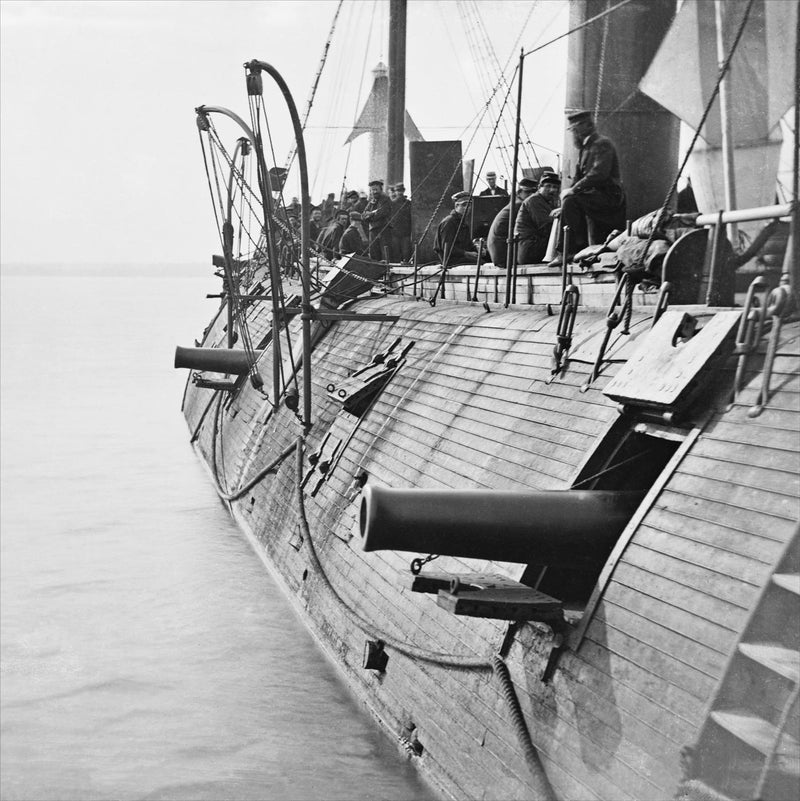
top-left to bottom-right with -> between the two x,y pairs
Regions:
174,346 -> 262,375
360,486 -> 646,567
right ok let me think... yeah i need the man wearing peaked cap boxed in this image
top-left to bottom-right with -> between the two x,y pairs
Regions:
515,171 -> 561,264
434,190 -> 478,264
550,110 -> 625,264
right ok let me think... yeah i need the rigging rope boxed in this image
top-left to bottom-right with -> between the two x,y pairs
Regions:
641,0 -> 756,261
284,0 -> 345,173
593,0 -> 610,119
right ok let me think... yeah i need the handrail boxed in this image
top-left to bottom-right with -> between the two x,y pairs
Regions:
693,203 -> 791,226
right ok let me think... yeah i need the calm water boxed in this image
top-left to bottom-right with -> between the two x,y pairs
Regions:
0,271 -> 433,801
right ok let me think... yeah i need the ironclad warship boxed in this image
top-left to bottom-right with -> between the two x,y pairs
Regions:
175,1 -> 799,798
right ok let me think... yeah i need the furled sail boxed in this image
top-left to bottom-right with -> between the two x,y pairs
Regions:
639,0 -> 797,212
345,62 -> 423,182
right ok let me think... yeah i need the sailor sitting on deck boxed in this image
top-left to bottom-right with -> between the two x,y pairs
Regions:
486,178 -> 537,269
316,210 -> 351,260
549,110 -> 626,265
339,211 -> 368,257
515,171 -> 561,265
434,191 -> 479,265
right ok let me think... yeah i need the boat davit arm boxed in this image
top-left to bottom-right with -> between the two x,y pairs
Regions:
245,60 -> 313,430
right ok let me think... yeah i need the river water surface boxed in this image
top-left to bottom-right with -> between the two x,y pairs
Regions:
0,270 -> 433,801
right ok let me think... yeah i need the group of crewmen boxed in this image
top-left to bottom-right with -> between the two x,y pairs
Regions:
434,109 -> 626,268
283,109 -> 625,272
287,180 -> 413,265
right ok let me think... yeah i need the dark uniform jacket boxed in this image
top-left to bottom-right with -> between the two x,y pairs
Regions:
390,197 -> 412,237
316,221 -> 347,260
362,193 -> 392,234
339,224 -> 366,256
573,133 -> 623,201
434,210 -> 473,263
515,193 -> 556,241
480,186 -> 509,197
486,203 -> 512,267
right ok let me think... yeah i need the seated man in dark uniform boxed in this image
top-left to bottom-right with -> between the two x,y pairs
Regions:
339,211 -> 367,257
550,110 -> 626,265
515,172 -> 561,264
486,178 -> 536,269
434,191 -> 479,264
316,210 -> 350,260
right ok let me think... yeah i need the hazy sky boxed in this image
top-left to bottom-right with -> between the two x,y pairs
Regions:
1,0 -> 568,267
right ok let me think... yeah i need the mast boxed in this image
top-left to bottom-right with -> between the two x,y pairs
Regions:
714,0 -> 738,242
564,0 -> 679,221
386,0 -> 407,185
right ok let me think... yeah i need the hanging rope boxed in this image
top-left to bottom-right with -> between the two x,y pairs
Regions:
593,0 -> 610,119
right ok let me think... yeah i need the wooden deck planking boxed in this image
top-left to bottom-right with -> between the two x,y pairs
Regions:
591,595 -> 728,678
679,453 -> 800,498
631,524 -> 771,587
584,610 -> 718,702
665,471 -> 800,521
608,562 -> 746,640
622,542 -> 758,610
702,417 -> 800,452
632,505 -> 780,562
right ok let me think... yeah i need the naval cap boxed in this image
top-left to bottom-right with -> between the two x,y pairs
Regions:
451,190 -> 470,203
368,179 -> 384,187
567,110 -> 592,126
539,171 -> 561,185
349,211 -> 362,221
346,189 -> 359,198
518,178 -> 537,190
394,183 -> 405,191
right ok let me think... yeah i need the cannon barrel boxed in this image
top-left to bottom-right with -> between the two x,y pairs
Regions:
360,486 -> 646,567
174,346 -> 262,375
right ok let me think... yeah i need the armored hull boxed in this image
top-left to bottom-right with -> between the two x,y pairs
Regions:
180,264 -> 800,799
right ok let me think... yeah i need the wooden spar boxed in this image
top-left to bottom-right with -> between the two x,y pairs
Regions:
714,0 -> 738,243
386,0 -> 407,186
504,50 -> 524,308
